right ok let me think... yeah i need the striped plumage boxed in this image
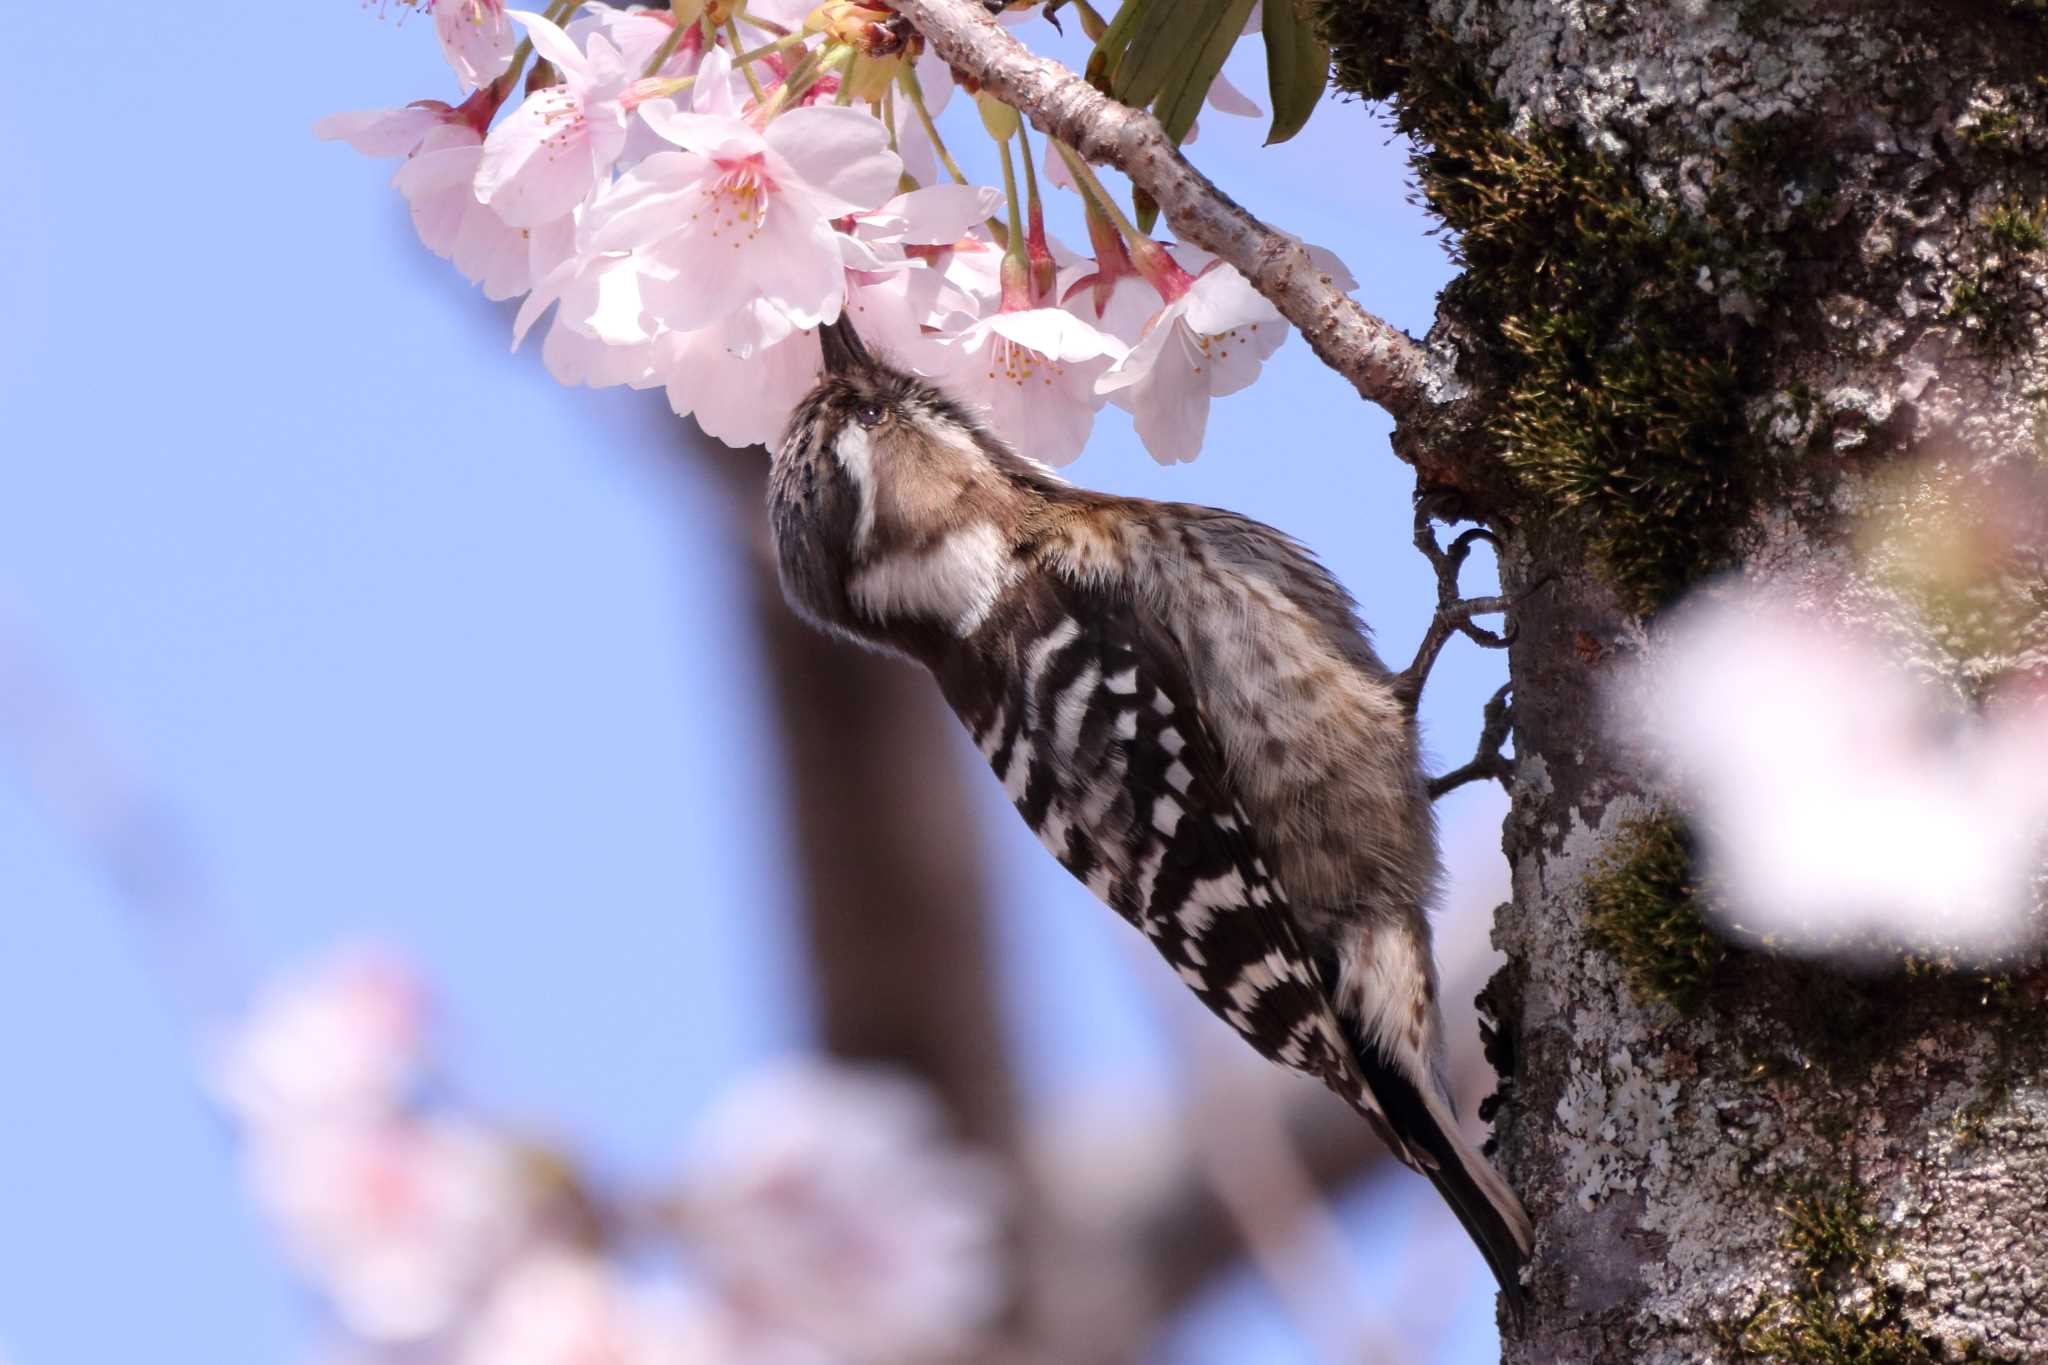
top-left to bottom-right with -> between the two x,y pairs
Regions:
770,319 -> 1532,1311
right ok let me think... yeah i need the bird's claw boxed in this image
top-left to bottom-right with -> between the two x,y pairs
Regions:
1394,496 -> 1529,709
1428,683 -> 1517,800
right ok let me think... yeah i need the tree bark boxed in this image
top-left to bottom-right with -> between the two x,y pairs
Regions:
1308,1 -> 2048,1358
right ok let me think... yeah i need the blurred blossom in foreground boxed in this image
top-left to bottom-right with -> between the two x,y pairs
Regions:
213,946 -> 426,1128
677,1062 -> 1008,1362
255,1118 -> 533,1342
218,946 -> 1007,1361
457,1250 -> 718,1365
1609,584 -> 2048,962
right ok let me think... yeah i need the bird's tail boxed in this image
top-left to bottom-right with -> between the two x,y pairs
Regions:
1343,1020 -> 1533,1321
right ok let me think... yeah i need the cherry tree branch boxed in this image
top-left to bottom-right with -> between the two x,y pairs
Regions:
889,0 -> 1439,433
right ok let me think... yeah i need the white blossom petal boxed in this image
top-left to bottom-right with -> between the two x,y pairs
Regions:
314,106 -> 447,159
434,0 -> 515,93
764,105 -> 903,219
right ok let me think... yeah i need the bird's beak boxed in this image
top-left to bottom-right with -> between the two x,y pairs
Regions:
819,315 -> 873,377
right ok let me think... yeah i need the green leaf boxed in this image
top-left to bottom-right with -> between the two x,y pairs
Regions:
1112,0 -> 1227,113
1152,0 -> 1257,147
1260,0 -> 1328,145
1083,0 -> 1146,92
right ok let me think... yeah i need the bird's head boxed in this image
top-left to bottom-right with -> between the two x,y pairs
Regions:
769,316 -> 1062,653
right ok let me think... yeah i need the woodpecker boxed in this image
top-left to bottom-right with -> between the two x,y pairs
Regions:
769,317 -> 1533,1311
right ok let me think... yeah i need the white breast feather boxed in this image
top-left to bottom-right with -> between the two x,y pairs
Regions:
850,521 -> 1018,638
832,426 -> 878,551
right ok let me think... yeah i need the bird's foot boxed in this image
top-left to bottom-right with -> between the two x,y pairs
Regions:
1428,682 -> 1516,800
1392,494 -> 1519,710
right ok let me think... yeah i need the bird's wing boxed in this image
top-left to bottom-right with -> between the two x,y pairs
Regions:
937,576 -> 1383,1131
937,570 -> 1533,1308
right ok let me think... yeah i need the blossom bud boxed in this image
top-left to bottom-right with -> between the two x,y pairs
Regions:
844,53 -> 896,105
976,93 -> 1020,142
805,1 -> 894,42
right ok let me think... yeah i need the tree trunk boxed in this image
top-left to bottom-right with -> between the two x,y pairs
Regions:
1317,1 -> 2048,1358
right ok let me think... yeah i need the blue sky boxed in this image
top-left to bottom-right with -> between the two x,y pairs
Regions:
0,10 -> 1507,1362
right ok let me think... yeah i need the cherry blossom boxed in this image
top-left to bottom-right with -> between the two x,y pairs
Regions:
248,1118 -> 533,1342
213,946 -> 426,1129
1609,584 -> 2048,961
1094,255 -> 1288,464
314,103 -> 451,159
433,0 -> 515,94
325,0 -> 1331,468
515,230 -> 662,390
657,307 -> 823,448
939,306 -> 1126,465
455,1251 -> 724,1365
475,11 -> 642,227
583,95 -> 899,335
676,1061 -> 1006,1361
567,3 -> 695,75
396,124 -> 534,299
835,185 -> 1004,379
840,185 -> 1003,271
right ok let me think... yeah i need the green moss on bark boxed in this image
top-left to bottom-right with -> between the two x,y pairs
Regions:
1311,7 -> 1839,610
1726,1187 -> 1974,1363
1583,815 -> 1731,1012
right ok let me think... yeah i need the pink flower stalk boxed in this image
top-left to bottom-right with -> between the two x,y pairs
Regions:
1061,203 -> 1142,324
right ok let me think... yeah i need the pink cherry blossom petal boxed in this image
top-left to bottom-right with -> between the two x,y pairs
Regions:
504,7 -> 585,72
1205,69 -> 1263,117
660,321 -> 823,448
639,104 -> 769,161
393,128 -> 532,300
763,105 -> 903,219
478,13 -> 635,226
434,0 -> 515,93
315,106 -> 447,159
474,86 -> 595,225
1181,263 -> 1282,335
875,185 -> 1003,245
940,307 -> 1125,465
1125,355 -> 1212,464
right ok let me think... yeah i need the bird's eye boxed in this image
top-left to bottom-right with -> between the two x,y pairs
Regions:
855,403 -> 885,429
